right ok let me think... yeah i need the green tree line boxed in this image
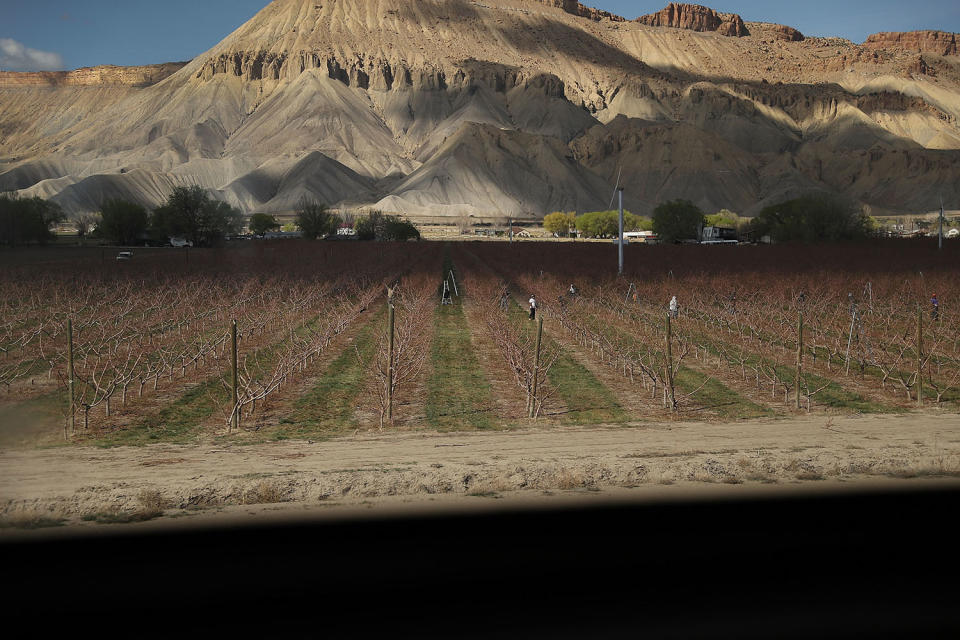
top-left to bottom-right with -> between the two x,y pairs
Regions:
84,187 -> 244,247
293,201 -> 419,241
2,187 -> 422,248
547,194 -> 875,244
238,203 -> 420,241
544,210 -> 653,238
0,193 -> 65,246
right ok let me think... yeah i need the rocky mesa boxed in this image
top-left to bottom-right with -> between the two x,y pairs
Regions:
863,31 -> 958,57
0,62 -> 187,88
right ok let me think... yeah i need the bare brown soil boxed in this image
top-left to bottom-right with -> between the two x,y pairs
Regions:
461,300 -> 532,422
2,411 -> 957,534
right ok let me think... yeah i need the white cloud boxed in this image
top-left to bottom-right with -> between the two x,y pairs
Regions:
0,38 -> 64,71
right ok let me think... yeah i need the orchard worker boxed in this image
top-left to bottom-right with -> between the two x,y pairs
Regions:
529,295 -> 537,320
669,295 -> 678,318
569,284 -> 577,297
931,293 -> 939,321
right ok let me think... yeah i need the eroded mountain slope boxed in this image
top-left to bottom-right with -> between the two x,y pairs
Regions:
1,0 -> 958,217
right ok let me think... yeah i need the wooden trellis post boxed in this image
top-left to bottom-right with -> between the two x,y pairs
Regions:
530,317 -> 543,418
231,320 -> 239,432
665,313 -> 676,411
387,289 -> 396,425
916,305 -> 923,407
796,310 -> 803,410
67,317 -> 75,438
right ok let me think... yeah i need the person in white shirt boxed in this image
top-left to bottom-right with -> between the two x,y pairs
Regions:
529,295 -> 537,320
669,295 -> 678,318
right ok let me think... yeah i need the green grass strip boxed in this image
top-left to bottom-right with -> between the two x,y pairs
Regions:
508,302 -> 626,425
93,311 -> 345,447
674,366 -> 771,419
686,334 -> 893,414
272,308 -> 384,439
95,376 -> 227,447
546,350 -> 628,424
574,310 -> 773,419
425,269 -> 497,431
780,366 -> 897,413
615,307 -> 895,414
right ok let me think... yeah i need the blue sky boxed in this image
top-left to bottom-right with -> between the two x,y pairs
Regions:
2,0 -> 958,71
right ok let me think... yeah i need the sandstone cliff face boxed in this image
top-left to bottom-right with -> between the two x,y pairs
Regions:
863,31 -> 958,57
637,3 -> 748,37
196,51 -> 289,83
535,0 -> 624,22
195,49 -> 565,97
0,63 -> 187,88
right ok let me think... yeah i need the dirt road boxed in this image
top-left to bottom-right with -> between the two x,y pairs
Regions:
2,411 -> 958,533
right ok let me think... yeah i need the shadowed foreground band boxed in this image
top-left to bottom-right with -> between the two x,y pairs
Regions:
5,484 -> 959,637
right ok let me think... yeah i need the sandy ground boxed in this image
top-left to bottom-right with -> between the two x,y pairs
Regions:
1,411 -> 958,536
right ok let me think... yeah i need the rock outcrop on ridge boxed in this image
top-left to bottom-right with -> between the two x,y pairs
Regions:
0,0 -> 958,219
637,3 -> 749,37
767,24 -> 805,42
536,0 -> 625,23
863,31 -> 958,57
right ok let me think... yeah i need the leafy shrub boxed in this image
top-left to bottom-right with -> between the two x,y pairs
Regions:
296,199 -> 341,239
248,213 -> 280,235
152,186 -> 241,246
651,200 -> 705,243
543,211 -> 576,236
99,199 -> 148,245
749,194 -> 871,243
575,210 -> 651,238
355,210 -> 420,241
0,193 -> 64,246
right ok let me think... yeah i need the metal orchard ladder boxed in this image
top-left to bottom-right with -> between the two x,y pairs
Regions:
441,269 -> 459,305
